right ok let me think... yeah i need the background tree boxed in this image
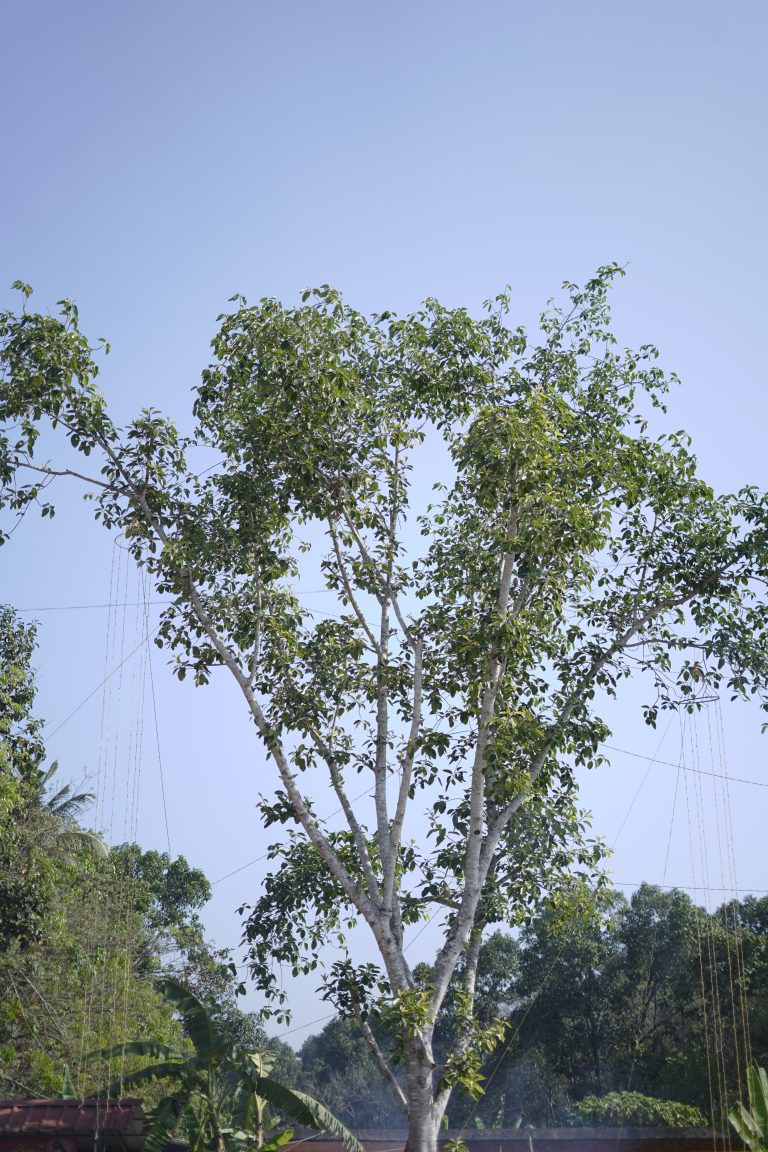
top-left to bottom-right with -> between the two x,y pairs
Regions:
0,605 -> 58,951
440,884 -> 762,1128
0,605 -> 284,1101
300,1017 -> 404,1130
4,270 -> 768,1151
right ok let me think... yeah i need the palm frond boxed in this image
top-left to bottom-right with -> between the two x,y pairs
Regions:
54,827 -> 109,858
89,1040 -> 180,1063
155,977 -> 229,1065
252,1078 -> 364,1152
143,1096 -> 183,1152
730,1063 -> 768,1151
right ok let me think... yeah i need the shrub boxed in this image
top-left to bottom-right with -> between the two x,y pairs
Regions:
572,1091 -> 707,1128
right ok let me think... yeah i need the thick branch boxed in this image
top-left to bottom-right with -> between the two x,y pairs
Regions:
432,575 -> 726,1013
433,927 -> 484,1121
434,496 -> 519,1010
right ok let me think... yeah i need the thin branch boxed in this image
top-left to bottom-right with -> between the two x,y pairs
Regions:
484,575 -> 735,854
9,965 -> 69,1043
15,459 -> 112,489
249,554 -> 262,684
373,567 -> 392,897
384,633 -> 423,915
353,1010 -> 408,1117
329,520 -> 382,655
305,719 -> 381,903
340,502 -> 416,650
94,434 -> 382,932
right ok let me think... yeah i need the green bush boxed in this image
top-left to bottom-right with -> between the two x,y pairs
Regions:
572,1091 -> 707,1128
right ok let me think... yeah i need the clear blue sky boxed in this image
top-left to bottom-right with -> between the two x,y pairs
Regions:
2,1 -> 767,1045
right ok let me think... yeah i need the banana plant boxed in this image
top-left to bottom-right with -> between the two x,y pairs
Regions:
90,978 -> 363,1152
729,1064 -> 768,1151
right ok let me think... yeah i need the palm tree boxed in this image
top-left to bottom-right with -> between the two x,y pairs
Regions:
91,978 -> 363,1152
36,762 -> 108,860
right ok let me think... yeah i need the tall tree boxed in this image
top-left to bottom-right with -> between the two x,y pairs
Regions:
0,605 -> 54,951
4,269 -> 768,1150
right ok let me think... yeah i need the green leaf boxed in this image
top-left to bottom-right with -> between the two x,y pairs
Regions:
252,1079 -> 365,1152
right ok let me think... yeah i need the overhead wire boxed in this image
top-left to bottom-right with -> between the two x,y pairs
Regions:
609,717 -> 674,847
716,702 -> 753,1071
604,742 -> 768,791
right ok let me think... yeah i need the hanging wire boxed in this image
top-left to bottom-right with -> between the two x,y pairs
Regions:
608,716 -> 685,1139
715,701 -> 753,1072
94,537 -> 130,1139
144,579 -> 172,855
706,705 -> 745,1106
680,714 -> 717,1141
111,577 -> 149,1098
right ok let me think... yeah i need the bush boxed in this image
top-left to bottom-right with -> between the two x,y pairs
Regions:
572,1091 -> 707,1128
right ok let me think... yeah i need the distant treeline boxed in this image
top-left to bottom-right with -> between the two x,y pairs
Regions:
299,884 -> 768,1130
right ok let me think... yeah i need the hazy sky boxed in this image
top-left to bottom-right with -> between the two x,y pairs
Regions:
2,1 -> 767,1047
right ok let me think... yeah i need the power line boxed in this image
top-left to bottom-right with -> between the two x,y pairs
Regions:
44,626 -> 159,741
16,601 -> 170,612
610,718 -> 675,849
14,589 -> 340,613
610,879 -> 768,895
605,742 -> 768,790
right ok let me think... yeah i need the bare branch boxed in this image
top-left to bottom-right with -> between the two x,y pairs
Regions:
353,1010 -> 408,1117
15,459 -> 112,490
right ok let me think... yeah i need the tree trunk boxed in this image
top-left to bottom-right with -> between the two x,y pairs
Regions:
404,1038 -> 439,1152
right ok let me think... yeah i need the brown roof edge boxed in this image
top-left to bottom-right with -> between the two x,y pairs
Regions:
346,1130 -> 725,1141
0,1100 -> 146,1136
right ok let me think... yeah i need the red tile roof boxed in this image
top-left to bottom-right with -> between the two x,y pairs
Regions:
0,1100 -> 145,1137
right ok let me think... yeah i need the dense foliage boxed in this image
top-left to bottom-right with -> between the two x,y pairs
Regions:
0,605 -> 277,1102
571,1092 -> 706,1128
